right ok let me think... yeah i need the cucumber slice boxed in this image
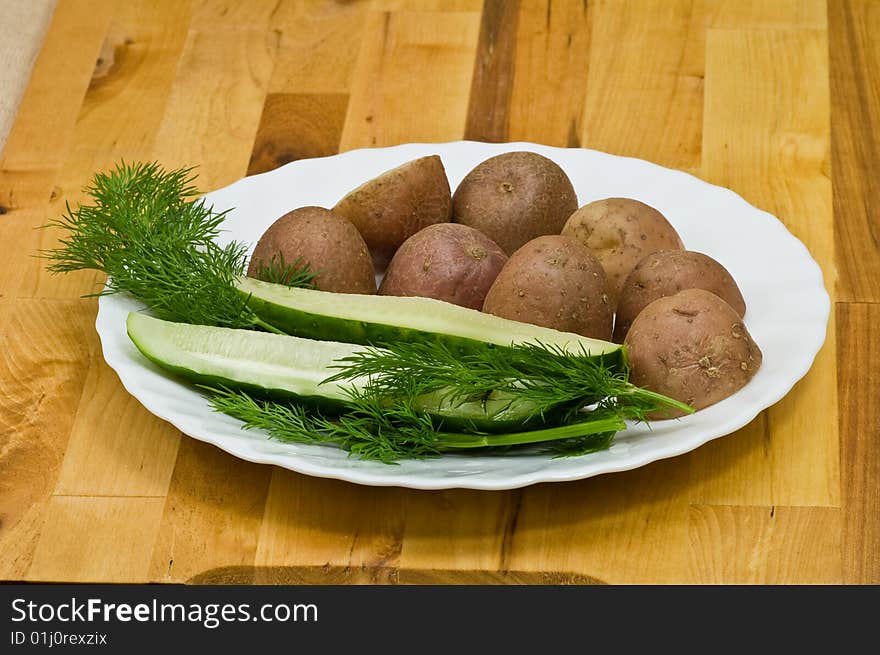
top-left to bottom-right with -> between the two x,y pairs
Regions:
127,311 -> 356,411
126,312 -> 544,431
237,276 -> 625,365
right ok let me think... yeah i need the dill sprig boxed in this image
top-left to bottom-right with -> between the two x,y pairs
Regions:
206,386 -> 629,464
208,338 -> 691,463
326,340 -> 693,423
254,253 -> 319,289
43,161 -> 312,330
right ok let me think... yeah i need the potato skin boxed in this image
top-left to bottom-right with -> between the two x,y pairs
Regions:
561,198 -> 683,309
452,151 -> 578,255
379,223 -> 508,310
613,250 -> 747,342
247,206 -> 376,294
332,155 -> 452,266
482,235 -> 613,340
624,288 -> 762,418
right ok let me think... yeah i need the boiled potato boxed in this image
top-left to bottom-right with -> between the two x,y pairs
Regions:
561,198 -> 683,309
379,223 -> 507,310
247,206 -> 376,294
452,151 -> 578,255
482,235 -> 612,340
613,250 -> 746,342
624,288 -> 762,418
332,155 -> 452,266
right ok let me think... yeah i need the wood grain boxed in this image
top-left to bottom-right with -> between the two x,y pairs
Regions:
696,27 -> 838,508
507,0 -> 592,147
151,28 -> 278,190
247,93 -> 349,175
688,505 -> 841,584
464,0 -> 519,142
26,496 -> 165,582
838,303 -> 880,583
18,0 -> 194,301
147,439 -> 271,583
339,10 -> 480,150
580,0 -> 704,171
0,0 -> 870,585
829,0 -> 880,302
0,299 -> 97,579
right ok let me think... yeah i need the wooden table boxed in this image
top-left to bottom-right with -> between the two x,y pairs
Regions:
1,0 -> 876,585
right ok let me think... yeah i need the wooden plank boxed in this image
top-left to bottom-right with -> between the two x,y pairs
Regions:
53,361 -> 181,497
695,28 -> 837,507
838,303 -> 880,583
268,0 -> 369,94
507,0 -> 592,147
829,0 -> 880,302
339,10 -> 480,151
398,490 -> 512,572
463,0 -> 519,142
0,169 -> 62,303
688,505 -> 841,584
707,0 -> 827,29
25,496 -> 165,582
191,0 -> 281,28
0,298 -> 97,579
16,0 -> 194,300
147,439 -> 271,583
371,0 -> 482,10
151,28 -> 278,190
247,93 -> 349,176
254,471 -> 406,581
505,459 -> 692,584
580,0 -> 704,171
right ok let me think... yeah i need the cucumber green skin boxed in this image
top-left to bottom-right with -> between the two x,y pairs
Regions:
242,291 -> 629,373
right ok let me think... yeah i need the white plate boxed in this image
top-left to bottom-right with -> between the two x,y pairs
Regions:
95,141 -> 830,490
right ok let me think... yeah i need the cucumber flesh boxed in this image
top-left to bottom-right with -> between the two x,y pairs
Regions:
236,277 -> 625,366
127,311 -> 357,411
126,312 -> 544,431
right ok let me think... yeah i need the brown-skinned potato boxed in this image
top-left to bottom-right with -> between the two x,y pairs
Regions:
561,197 -> 684,310
624,288 -> 762,418
613,250 -> 747,342
482,235 -> 612,340
332,155 -> 452,267
452,151 -> 578,255
379,223 -> 508,310
247,206 -> 376,294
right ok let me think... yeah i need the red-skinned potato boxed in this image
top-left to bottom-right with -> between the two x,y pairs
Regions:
624,288 -> 762,418
379,223 -> 507,310
482,235 -> 612,340
561,197 -> 683,310
247,206 -> 376,294
613,250 -> 747,342
452,151 -> 578,255
332,155 -> 452,267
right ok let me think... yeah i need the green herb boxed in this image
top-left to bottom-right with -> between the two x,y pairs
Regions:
326,339 -> 693,423
206,385 -> 628,464
253,253 -> 318,289
43,161 -> 312,331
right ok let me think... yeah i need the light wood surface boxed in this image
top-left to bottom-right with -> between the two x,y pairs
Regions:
0,0 -> 876,585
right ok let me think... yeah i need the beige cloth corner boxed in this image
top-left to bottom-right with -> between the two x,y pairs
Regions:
0,0 -> 57,156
